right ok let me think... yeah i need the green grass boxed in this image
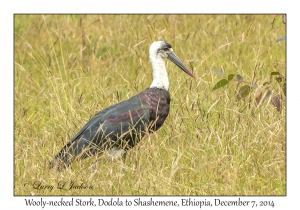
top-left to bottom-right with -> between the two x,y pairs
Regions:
14,14 -> 286,195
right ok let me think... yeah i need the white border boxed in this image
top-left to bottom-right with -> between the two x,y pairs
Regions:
3,0 -> 298,209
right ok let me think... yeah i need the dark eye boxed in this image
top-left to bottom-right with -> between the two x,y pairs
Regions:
163,47 -> 169,51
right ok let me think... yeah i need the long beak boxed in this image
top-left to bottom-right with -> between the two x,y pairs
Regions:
167,52 -> 195,78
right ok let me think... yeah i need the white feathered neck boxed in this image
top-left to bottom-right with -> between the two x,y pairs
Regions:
149,41 -> 169,91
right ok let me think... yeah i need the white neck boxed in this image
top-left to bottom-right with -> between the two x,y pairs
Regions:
149,49 -> 169,91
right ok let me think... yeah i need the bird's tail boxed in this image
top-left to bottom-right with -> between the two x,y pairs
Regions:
49,142 -> 76,172
49,138 -> 96,172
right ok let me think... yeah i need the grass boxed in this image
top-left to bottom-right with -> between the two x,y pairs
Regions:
14,14 -> 286,195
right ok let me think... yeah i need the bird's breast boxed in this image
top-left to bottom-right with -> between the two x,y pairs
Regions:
140,88 -> 171,131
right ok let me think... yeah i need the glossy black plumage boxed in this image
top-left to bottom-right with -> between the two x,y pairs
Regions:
50,88 -> 170,171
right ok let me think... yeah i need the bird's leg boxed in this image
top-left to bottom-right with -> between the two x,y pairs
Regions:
89,153 -> 103,179
89,156 -> 101,180
88,163 -> 96,183
93,160 -> 98,172
120,150 -> 127,175
122,151 -> 127,163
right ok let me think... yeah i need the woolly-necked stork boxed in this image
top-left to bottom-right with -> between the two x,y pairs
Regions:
50,41 -> 195,171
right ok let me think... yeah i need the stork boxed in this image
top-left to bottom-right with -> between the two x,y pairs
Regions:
50,41 -> 195,171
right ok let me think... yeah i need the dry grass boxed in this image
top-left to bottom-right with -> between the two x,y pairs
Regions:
14,14 -> 286,195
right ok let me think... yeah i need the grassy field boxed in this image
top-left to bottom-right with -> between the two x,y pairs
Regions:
14,14 -> 286,195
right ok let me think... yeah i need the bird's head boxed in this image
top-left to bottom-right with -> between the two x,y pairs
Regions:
149,41 -> 195,78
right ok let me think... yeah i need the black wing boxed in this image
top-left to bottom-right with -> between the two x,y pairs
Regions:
50,93 -> 150,170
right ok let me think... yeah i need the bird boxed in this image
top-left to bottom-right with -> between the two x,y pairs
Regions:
50,41 -> 195,171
